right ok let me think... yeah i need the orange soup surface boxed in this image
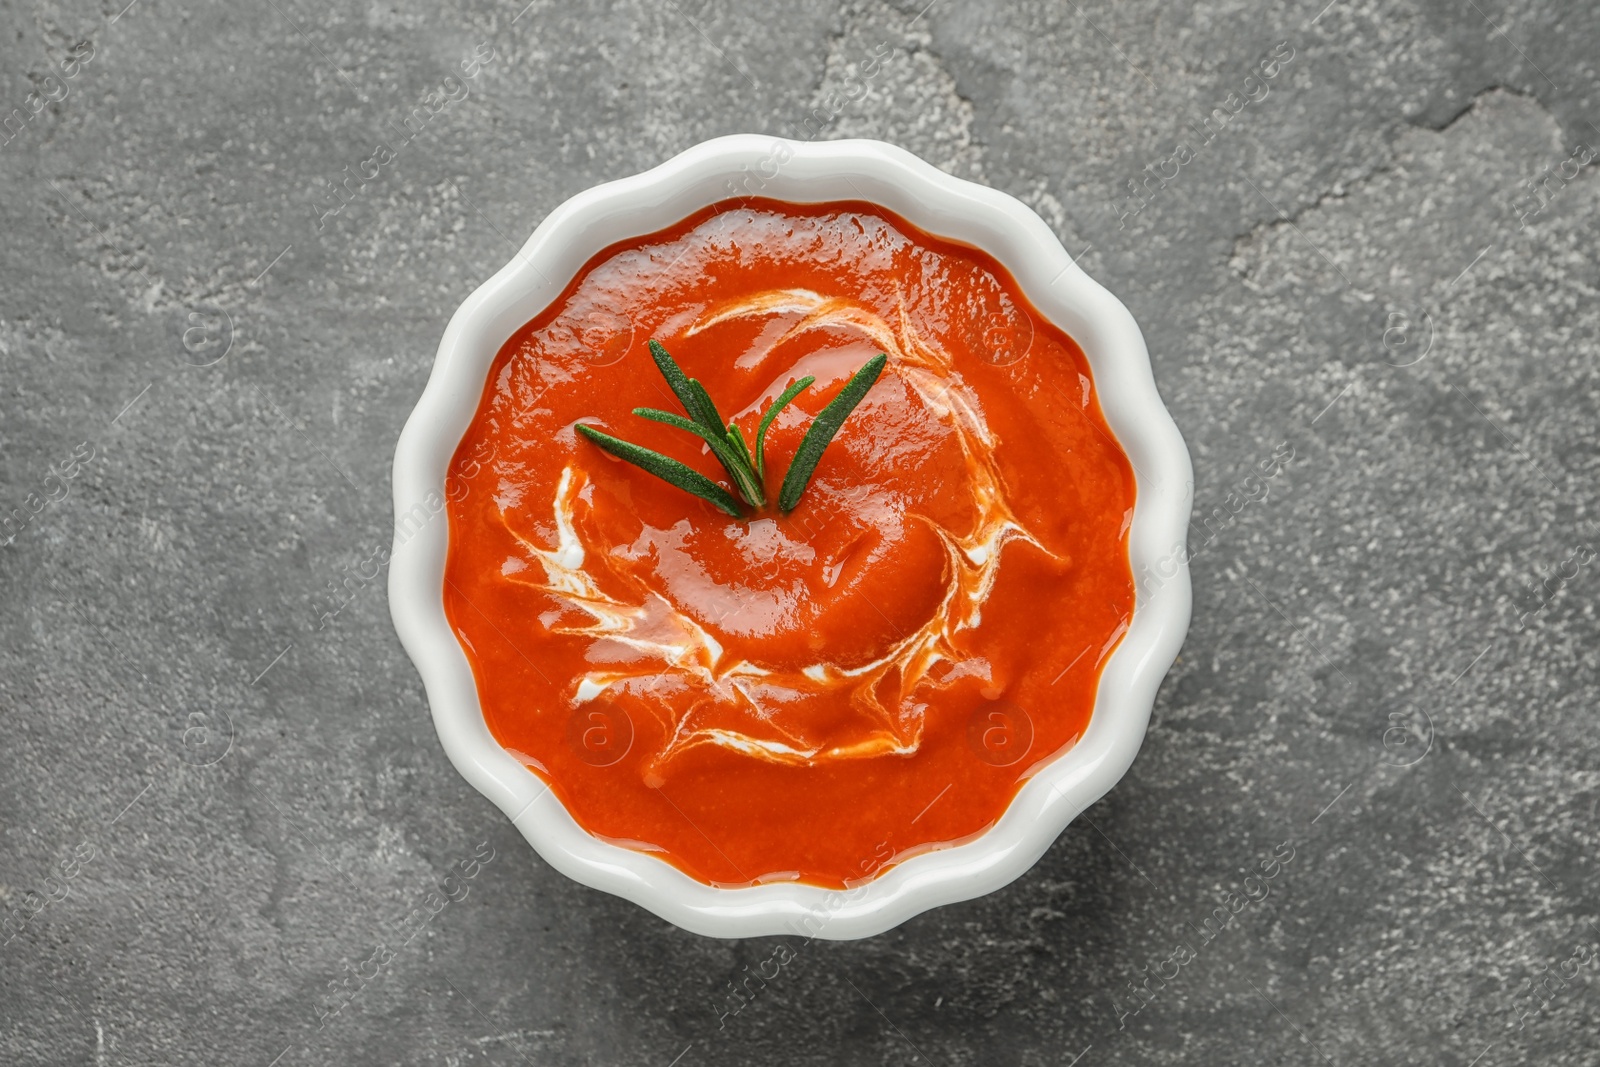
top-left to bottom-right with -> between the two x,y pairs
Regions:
444,199 -> 1135,888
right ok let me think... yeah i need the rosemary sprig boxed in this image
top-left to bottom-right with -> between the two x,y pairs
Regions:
576,340 -> 885,518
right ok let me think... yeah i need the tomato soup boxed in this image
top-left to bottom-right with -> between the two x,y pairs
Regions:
443,199 -> 1135,888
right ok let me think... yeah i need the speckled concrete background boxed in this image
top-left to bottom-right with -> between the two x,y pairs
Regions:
3,0 -> 1597,1063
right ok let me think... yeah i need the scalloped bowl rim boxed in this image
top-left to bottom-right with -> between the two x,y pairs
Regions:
389,135 -> 1193,939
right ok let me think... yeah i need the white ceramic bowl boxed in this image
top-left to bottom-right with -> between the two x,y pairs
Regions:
389,135 -> 1193,939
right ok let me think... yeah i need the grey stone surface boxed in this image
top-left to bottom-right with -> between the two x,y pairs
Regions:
2,0 -> 1597,1063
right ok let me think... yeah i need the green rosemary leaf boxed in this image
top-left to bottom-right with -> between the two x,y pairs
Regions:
687,379 -> 726,434
575,424 -> 744,518
754,375 -> 814,480
631,407 -> 704,432
632,408 -> 767,509
778,354 -> 887,514
726,423 -> 755,470
648,340 -> 721,433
